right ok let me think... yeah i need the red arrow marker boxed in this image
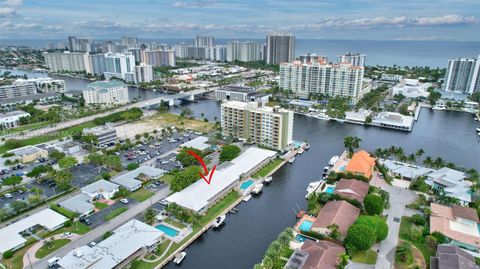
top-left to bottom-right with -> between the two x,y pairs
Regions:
187,150 -> 216,185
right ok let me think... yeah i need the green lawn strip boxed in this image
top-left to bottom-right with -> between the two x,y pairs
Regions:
35,239 -> 71,259
41,222 -> 91,238
128,188 -> 154,202
399,217 -> 434,268
351,250 -> 378,264
104,207 -> 128,221
252,158 -> 283,179
94,201 -> 109,210
199,191 -> 240,226
159,174 -> 175,185
2,237 -> 38,269
156,240 -> 171,256
8,121 -> 50,134
0,121 -> 97,154
163,218 -> 186,229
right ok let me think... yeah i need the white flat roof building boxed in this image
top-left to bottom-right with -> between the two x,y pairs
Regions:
112,166 -> 165,191
0,110 -> 30,129
58,219 -> 164,269
381,159 -> 434,180
345,110 -> 372,125
166,147 -> 276,213
371,112 -> 415,132
180,136 -> 210,151
81,179 -> 120,201
0,208 -> 68,254
59,193 -> 95,217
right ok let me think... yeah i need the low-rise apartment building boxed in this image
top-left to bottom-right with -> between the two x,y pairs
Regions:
82,81 -> 129,106
0,110 -> 30,129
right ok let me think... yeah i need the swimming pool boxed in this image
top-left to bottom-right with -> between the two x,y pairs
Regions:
339,165 -> 346,171
299,220 -> 313,232
156,224 -> 179,237
240,180 -> 254,190
325,186 -> 335,194
295,234 -> 308,243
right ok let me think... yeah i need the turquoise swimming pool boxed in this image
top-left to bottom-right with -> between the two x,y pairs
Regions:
339,165 -> 346,171
156,224 -> 179,237
240,180 -> 254,190
299,220 -> 313,232
295,234 -> 308,243
325,186 -> 335,194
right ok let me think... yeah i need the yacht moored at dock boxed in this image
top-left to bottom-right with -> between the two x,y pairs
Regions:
298,148 -> 305,154
288,157 -> 296,163
174,251 -> 187,264
212,215 -> 226,229
305,181 -> 322,199
243,194 -> 252,202
304,144 -> 310,150
264,176 -> 273,184
252,183 -> 264,195
328,156 -> 339,166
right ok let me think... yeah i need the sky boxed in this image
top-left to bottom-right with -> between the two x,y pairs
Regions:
0,0 -> 479,41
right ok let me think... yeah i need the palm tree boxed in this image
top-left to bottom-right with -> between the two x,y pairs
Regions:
408,153 -> 416,164
143,208 -> 156,225
343,136 -> 362,156
423,156 -> 433,167
396,242 -> 412,262
328,223 -> 340,240
434,157 -> 445,168
415,148 -> 424,162
337,253 -> 350,269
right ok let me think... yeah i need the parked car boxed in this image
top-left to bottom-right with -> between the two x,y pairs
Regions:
88,241 -> 96,247
4,193 -> 13,198
81,218 -> 92,225
120,198 -> 129,204
62,232 -> 73,238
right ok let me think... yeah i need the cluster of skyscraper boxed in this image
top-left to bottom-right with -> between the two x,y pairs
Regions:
443,55 -> 480,95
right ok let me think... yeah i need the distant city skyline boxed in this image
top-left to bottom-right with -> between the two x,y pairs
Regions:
0,0 -> 479,41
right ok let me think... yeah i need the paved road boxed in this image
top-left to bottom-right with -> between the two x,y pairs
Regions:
32,187 -> 171,269
371,172 -> 417,269
2,89 -> 211,141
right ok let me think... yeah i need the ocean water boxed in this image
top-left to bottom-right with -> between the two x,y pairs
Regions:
1,38 -> 479,68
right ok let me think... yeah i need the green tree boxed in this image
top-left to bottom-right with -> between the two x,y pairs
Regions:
176,147 -> 204,167
126,162 -> 139,171
396,242 -> 412,262
144,208 -> 156,225
11,200 -> 28,212
337,253 -> 350,269
27,165 -> 52,178
2,175 -> 22,188
364,194 -> 385,215
410,214 -> 426,226
52,170 -> 73,191
344,224 -> 376,252
219,144 -> 241,162
355,215 -> 388,241
171,166 -> 202,192
327,223 -> 341,240
49,149 -> 66,161
58,156 -> 78,170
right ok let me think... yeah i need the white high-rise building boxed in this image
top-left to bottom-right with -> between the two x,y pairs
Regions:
279,59 -> 366,104
0,80 -> 37,99
44,52 -> 86,72
135,63 -> 154,83
208,45 -> 227,62
337,52 -> 366,67
444,55 -> 480,95
28,78 -> 65,93
221,101 -> 293,151
82,81 -> 129,106
174,43 -> 189,59
141,50 -> 176,67
227,41 -> 264,62
104,52 -> 136,83
84,53 -> 106,76
194,36 -> 214,47
265,34 -> 295,64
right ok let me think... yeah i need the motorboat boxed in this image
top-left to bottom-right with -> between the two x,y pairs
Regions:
264,176 -> 273,184
304,144 -> 310,150
476,128 -> 480,132
174,251 -> 187,264
298,148 -> 305,154
252,183 -> 264,195
322,166 -> 330,176
212,215 -> 226,229
328,156 -> 339,166
243,194 -> 252,202
305,181 -> 322,199
288,157 -> 296,164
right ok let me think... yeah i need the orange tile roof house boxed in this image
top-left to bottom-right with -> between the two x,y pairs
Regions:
334,178 -> 370,203
345,150 -> 376,179
430,203 -> 480,252
285,240 -> 345,269
311,200 -> 360,237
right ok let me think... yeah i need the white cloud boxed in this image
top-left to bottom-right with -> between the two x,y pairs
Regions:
3,0 -> 23,6
171,0 -> 217,8
0,6 -> 16,16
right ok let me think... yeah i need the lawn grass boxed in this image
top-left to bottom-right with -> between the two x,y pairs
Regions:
1,237 -> 37,269
351,250 -> 378,264
128,188 -> 154,202
399,217 -> 433,268
164,218 -> 186,229
266,101 -> 280,107
8,121 -> 50,134
159,174 -> 175,185
199,191 -> 240,226
156,240 -> 171,256
141,113 -> 214,133
0,121 -> 97,154
35,239 -> 71,259
252,158 -> 284,179
42,221 -> 91,238
104,207 -> 128,221
94,201 -> 109,210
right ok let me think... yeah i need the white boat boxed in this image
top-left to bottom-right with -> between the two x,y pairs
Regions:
476,128 -> 480,132
212,215 -> 226,229
288,157 -> 296,164
304,144 -> 310,150
305,181 -> 322,199
243,194 -> 252,202
264,176 -> 273,184
174,251 -> 187,264
322,166 -> 330,176
328,156 -> 339,166
298,148 -> 305,154
252,183 -> 264,195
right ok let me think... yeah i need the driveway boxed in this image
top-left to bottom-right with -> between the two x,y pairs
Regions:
371,171 -> 417,269
32,186 -> 171,269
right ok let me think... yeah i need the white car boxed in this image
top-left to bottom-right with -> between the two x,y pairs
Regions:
48,257 -> 60,267
88,241 -> 97,247
4,193 -> 13,198
62,232 -> 73,238
120,198 -> 129,204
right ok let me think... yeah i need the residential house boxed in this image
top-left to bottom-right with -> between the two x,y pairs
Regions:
285,240 -> 345,269
430,245 -> 477,269
112,166 -> 165,191
81,179 -> 120,201
58,193 -> 95,217
333,178 -> 369,203
311,200 -> 360,237
430,203 -> 480,253
381,159 -> 434,181
425,167 -> 472,205
345,150 -> 376,179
